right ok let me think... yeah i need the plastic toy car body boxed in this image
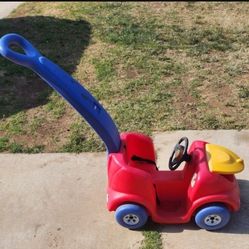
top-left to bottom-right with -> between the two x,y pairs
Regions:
107,133 -> 244,230
0,33 -> 244,231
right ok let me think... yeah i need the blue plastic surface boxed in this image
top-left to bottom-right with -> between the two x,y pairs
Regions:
115,204 -> 148,229
195,204 -> 231,230
0,33 -> 121,153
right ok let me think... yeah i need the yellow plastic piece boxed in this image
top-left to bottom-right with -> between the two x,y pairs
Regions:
206,144 -> 244,174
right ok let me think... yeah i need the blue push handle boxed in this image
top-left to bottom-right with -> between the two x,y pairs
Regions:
0,33 -> 121,153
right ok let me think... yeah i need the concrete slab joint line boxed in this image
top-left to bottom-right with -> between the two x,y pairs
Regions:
0,130 -> 248,249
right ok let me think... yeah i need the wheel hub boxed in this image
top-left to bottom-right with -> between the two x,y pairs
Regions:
204,214 -> 222,226
123,214 -> 139,225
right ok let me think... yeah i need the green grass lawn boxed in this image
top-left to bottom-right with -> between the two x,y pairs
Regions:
0,2 -> 248,154
0,2 -> 249,248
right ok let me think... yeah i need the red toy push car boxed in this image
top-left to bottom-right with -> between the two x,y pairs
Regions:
107,133 -> 244,230
0,34 -> 244,231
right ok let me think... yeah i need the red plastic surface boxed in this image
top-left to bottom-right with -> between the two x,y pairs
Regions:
106,132 -> 241,224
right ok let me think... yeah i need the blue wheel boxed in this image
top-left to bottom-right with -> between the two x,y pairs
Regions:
195,204 -> 231,230
115,204 -> 148,229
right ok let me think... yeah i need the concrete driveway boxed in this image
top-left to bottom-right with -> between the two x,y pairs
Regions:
0,130 -> 248,249
0,153 -> 143,249
0,2 -> 23,18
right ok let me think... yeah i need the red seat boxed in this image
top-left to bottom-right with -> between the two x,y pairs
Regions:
121,132 -> 156,166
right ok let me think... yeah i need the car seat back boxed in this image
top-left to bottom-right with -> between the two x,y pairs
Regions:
121,132 -> 157,169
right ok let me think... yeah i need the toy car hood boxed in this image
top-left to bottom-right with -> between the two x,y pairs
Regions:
206,144 -> 244,174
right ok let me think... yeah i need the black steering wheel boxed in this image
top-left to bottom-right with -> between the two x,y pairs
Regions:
168,137 -> 191,170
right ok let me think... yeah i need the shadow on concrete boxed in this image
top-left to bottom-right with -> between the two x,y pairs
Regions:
141,219 -> 199,234
0,16 -> 91,118
218,179 -> 249,235
141,179 -> 249,234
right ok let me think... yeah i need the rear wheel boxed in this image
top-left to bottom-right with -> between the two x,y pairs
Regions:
115,204 -> 148,229
195,204 -> 231,231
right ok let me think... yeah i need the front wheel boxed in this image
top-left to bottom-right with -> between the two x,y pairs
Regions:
115,204 -> 148,229
195,204 -> 231,231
